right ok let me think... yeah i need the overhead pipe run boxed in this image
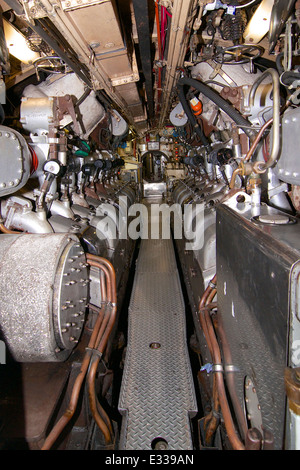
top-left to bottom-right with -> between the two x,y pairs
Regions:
132,0 -> 155,121
158,0 -> 197,128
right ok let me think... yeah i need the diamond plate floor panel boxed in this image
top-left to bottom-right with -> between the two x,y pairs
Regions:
136,239 -> 178,273
118,223 -> 197,450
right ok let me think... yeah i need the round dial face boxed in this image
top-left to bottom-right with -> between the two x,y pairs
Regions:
43,159 -> 62,175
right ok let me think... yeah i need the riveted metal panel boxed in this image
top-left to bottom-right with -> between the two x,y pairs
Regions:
216,201 -> 300,449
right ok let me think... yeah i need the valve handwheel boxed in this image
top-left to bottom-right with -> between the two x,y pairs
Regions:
33,55 -> 70,75
214,44 -> 265,66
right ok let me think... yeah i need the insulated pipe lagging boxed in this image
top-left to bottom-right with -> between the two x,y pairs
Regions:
178,77 -> 256,141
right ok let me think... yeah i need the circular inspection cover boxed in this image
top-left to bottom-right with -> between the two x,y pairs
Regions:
258,214 -> 291,225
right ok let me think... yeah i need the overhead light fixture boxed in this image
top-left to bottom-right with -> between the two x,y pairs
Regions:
3,19 -> 40,64
243,0 -> 275,44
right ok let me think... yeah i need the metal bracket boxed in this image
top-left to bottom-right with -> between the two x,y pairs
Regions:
207,60 -> 237,87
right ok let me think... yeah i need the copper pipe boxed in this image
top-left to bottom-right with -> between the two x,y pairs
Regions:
229,168 -> 243,189
87,348 -> 113,442
86,256 -> 117,351
206,288 -> 217,306
87,272 -> 114,438
243,118 -> 273,163
248,69 -> 280,171
202,301 -> 217,311
198,275 -> 245,449
213,313 -> 248,442
86,257 -> 117,353
41,304 -> 106,450
203,308 -> 245,450
94,307 -> 111,351
203,374 -> 219,446
86,254 -> 116,301
243,101 -> 292,171
0,223 -> 22,234
199,274 -> 216,310
198,275 -> 217,358
99,264 -> 112,300
89,261 -> 112,301
42,256 -> 113,450
201,287 -> 220,446
86,255 -> 117,444
198,307 -> 214,359
87,353 -> 114,443
88,304 -> 113,440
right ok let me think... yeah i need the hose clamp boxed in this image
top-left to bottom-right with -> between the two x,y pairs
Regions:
213,364 -> 224,373
225,364 -> 240,373
212,364 -> 239,373
85,347 -> 103,359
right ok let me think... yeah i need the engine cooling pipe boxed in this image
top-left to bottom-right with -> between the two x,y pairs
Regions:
41,255 -> 117,450
178,77 -> 256,141
198,275 -> 246,450
248,69 -> 281,172
85,254 -> 118,445
0,223 -> 21,234
202,305 -> 246,450
86,264 -> 114,444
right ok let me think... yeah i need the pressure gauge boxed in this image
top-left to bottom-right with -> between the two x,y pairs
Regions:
43,159 -> 63,176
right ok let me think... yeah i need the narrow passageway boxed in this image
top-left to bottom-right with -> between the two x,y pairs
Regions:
118,198 -> 197,450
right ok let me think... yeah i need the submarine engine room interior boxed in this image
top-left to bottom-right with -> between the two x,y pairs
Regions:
0,0 -> 300,452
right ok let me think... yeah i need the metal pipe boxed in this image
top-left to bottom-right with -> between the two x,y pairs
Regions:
248,69 -> 281,171
213,313 -> 248,443
0,223 -> 21,234
204,373 -> 220,447
42,256 -> 116,450
203,307 -> 245,450
229,168 -> 243,189
30,21 -> 93,89
87,264 -> 114,442
1,205 -> 54,233
132,0 -> 154,120
202,290 -> 220,448
37,0 -> 108,86
86,254 -> 117,306
41,303 -> 106,450
155,0 -> 162,110
50,200 -> 75,219
243,117 -> 273,164
198,274 -> 246,450
86,255 -> 117,442
87,353 -> 114,444
158,0 -> 195,127
198,274 -> 217,358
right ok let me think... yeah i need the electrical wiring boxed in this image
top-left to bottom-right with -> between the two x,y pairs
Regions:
234,0 -> 260,8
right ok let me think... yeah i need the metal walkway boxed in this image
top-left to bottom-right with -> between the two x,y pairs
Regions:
118,207 -> 197,450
